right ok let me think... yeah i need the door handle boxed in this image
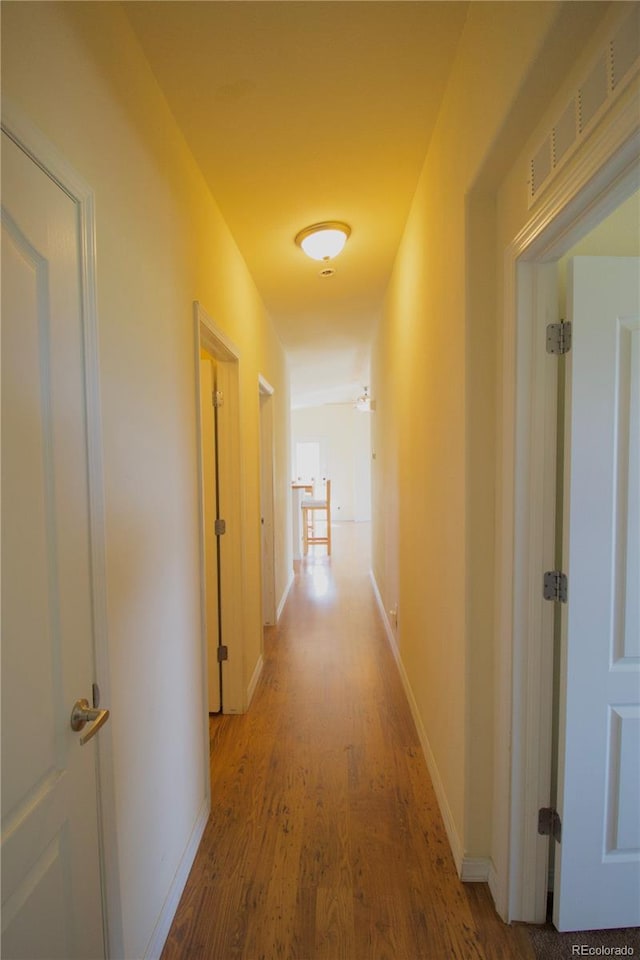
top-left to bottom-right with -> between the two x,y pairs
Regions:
70,698 -> 110,745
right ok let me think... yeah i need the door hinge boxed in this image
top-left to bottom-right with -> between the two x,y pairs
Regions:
538,807 -> 562,842
214,518 -> 226,536
212,390 -> 224,408
217,645 -> 228,663
544,570 -> 568,603
546,321 -> 572,355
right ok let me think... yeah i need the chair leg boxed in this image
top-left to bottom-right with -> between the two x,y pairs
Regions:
302,508 -> 309,556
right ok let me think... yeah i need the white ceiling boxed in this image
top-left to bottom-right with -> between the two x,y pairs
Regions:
125,1 -> 469,406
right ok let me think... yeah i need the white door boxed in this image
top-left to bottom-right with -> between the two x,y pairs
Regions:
1,131 -> 106,958
554,256 -> 640,931
199,355 -> 221,712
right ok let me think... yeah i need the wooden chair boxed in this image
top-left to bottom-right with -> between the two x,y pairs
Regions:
301,479 -> 331,556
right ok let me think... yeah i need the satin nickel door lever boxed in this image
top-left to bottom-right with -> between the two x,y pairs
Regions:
70,698 -> 110,745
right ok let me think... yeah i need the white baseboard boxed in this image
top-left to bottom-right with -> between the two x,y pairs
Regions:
247,654 -> 264,706
277,571 -> 294,622
488,859 -> 502,912
369,569 -> 465,877
144,796 -> 209,960
461,857 -> 491,882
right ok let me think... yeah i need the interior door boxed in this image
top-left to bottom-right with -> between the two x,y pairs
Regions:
199,354 -> 222,713
1,132 -> 106,956
554,256 -> 640,931
259,386 -> 276,626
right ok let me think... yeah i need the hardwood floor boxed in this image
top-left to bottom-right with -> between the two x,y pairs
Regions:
161,523 -> 533,960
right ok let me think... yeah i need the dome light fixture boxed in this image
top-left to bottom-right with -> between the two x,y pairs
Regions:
295,221 -> 351,261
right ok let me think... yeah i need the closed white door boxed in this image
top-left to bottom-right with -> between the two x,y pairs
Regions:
554,256 -> 640,931
1,131 -> 106,957
199,355 -> 221,712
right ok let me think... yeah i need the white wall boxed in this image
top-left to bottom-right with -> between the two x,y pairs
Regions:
1,4 -> 289,958
292,404 -> 372,522
558,190 -> 640,313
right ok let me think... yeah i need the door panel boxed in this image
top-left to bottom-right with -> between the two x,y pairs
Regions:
199,355 -> 221,712
1,132 -> 105,958
554,256 -> 640,931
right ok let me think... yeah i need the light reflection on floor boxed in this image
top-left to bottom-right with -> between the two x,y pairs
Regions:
295,523 -> 372,602
299,546 -> 332,600
307,564 -> 330,599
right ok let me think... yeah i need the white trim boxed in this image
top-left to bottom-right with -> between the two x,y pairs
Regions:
197,304 -> 241,361
1,99 -> 123,958
258,373 -> 274,395
515,94 -> 640,265
460,858 -> 491,883
246,654 -> 264,707
143,798 -> 209,960
526,8 -> 639,207
496,72 -> 640,924
1,97 -> 94,201
369,571 -> 464,876
277,570 -> 295,622
488,860 -> 500,907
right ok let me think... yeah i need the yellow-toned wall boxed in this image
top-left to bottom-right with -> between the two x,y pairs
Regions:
371,0 -> 614,866
1,2 -> 289,956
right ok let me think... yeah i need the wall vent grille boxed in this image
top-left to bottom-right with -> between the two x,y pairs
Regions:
528,8 -> 639,207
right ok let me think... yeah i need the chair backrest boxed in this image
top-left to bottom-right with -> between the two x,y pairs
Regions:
313,477 -> 330,501
301,479 -> 330,509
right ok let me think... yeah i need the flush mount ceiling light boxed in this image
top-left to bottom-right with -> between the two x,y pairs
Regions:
295,221 -> 351,261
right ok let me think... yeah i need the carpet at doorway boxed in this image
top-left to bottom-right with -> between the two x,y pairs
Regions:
528,925 -> 640,959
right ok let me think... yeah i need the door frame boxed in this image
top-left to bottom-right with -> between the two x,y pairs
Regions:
258,375 -> 277,626
194,302 -> 246,715
493,87 -> 640,921
1,100 -> 123,955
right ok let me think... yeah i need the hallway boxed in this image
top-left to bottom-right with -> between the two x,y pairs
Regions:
161,524 -> 531,960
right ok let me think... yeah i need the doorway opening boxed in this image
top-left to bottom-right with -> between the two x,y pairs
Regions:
495,123 -> 639,928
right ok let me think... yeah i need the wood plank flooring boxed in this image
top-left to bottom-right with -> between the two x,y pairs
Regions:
161,523 -> 533,960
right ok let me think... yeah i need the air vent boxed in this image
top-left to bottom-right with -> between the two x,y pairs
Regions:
531,137 -> 552,197
578,55 -> 608,132
611,6 -> 640,90
553,100 -> 577,167
528,7 -> 639,206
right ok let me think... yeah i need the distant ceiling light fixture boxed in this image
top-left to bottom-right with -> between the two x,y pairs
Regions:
295,221 -> 351,261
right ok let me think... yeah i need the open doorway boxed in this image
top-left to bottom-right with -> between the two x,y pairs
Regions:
496,137 -> 639,926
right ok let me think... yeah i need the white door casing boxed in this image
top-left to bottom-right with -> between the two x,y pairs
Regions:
554,256 -> 640,931
1,130 -> 106,957
495,81 -> 640,923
